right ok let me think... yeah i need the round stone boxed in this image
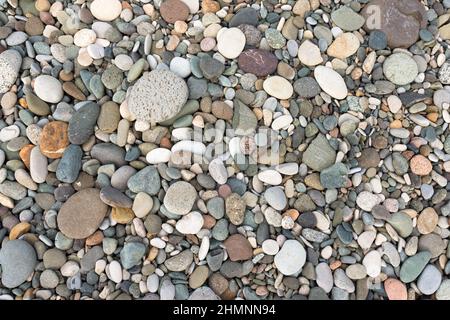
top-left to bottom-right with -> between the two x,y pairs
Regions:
34,75 -> 63,103
274,240 -> 306,276
170,57 -> 191,78
57,188 -> 108,239
293,77 -> 321,98
410,155 -> 432,176
163,181 -> 197,215
217,27 -> 246,59
160,0 -> 190,23
298,40 -> 323,66
40,269 -> 59,289
39,121 -> 69,159
262,239 -> 279,255
128,70 -> 188,124
90,0 -> 122,22
383,53 -> 418,86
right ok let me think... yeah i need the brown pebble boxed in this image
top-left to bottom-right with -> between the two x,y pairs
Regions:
160,0 -> 189,23
223,234 -> 253,261
218,184 -> 232,198
111,207 -> 135,224
410,154 -> 432,176
63,82 -> 86,100
86,230 -> 104,246
39,121 -> 69,159
417,207 -> 438,235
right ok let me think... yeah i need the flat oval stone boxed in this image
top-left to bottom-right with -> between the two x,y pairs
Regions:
238,49 -> 278,77
57,188 -> 108,239
160,0 -> 190,23
56,144 -> 83,183
127,166 -> 161,195
384,278 -> 407,300
314,66 -> 348,100
264,187 -> 287,210
33,75 -> 63,104
0,50 -> 22,94
263,76 -> 293,100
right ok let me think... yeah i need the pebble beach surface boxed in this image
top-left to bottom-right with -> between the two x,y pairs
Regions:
0,0 -> 449,301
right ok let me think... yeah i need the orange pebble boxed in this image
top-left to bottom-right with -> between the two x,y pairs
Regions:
86,230 -> 104,246
19,144 -> 34,169
384,278 -> 407,300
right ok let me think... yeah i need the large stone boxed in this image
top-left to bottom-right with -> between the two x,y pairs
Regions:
57,188 -> 108,239
0,239 -> 36,288
128,70 -> 188,124
361,0 -> 427,48
0,50 -> 22,94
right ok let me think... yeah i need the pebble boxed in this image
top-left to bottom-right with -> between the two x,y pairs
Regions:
0,0 -> 447,302
238,49 -> 277,77
164,181 -> 197,215
263,76 -> 293,100
297,40 -> 323,67
0,240 -> 36,288
417,264 -> 442,295
128,70 -> 188,124
274,240 -> 306,276
176,211 -> 204,234
314,66 -> 347,100
217,28 -> 246,59
33,75 -> 63,103
224,234 -> 253,261
264,187 -> 287,210
57,189 -> 108,239
90,0 -> 122,22
383,53 -> 419,86
0,50 -> 22,93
